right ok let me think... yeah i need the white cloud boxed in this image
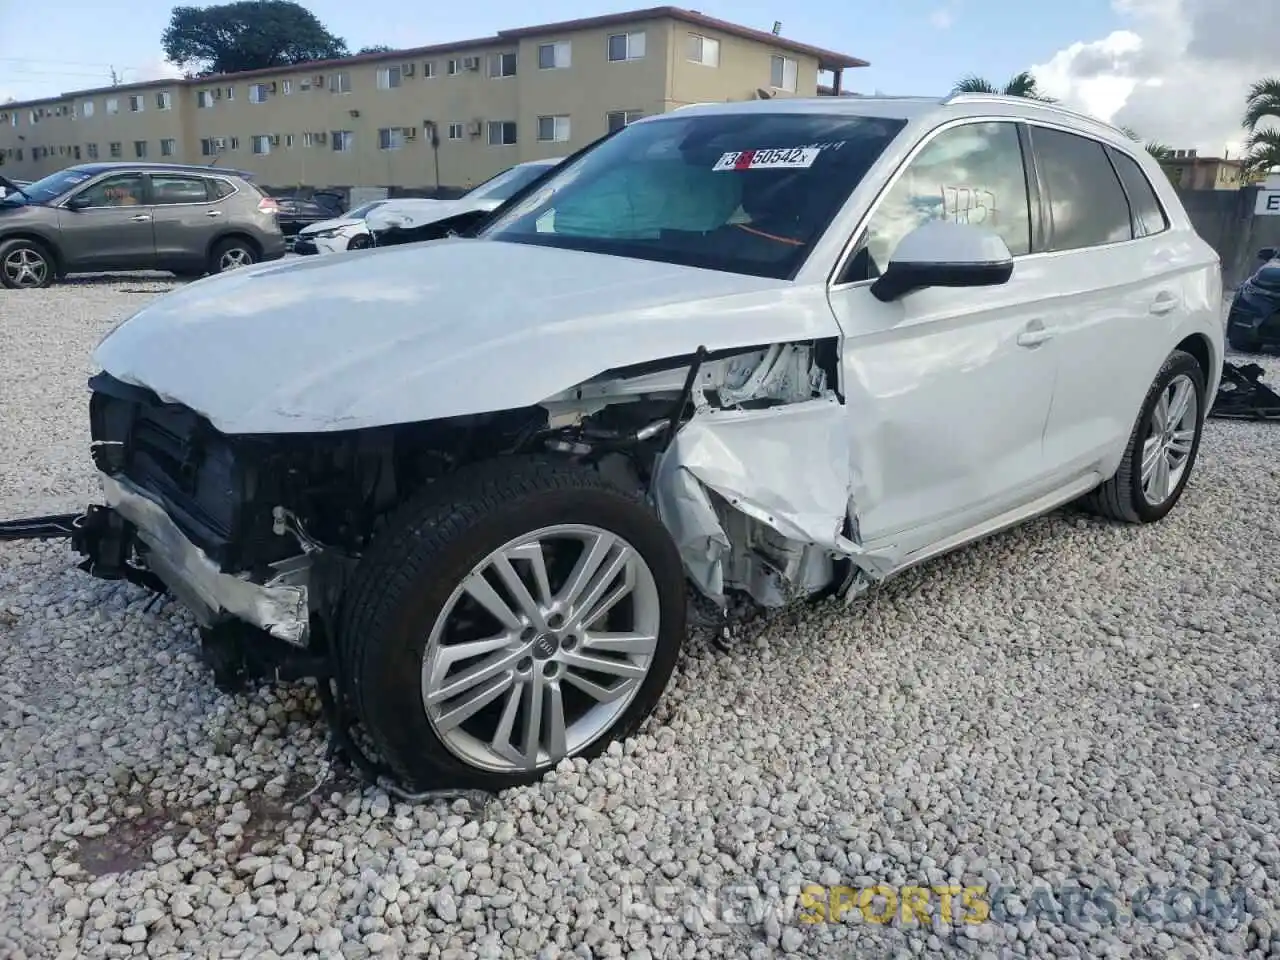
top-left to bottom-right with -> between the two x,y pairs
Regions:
1031,0 -> 1277,156
118,59 -> 186,85
929,7 -> 955,29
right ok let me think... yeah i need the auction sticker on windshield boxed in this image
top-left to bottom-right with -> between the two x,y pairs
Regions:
713,147 -> 820,171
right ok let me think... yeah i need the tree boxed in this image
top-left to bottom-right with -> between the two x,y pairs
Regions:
952,71 -> 1056,101
161,1 -> 349,76
1117,125 -> 1174,162
357,45 -> 395,55
1242,78 -> 1280,177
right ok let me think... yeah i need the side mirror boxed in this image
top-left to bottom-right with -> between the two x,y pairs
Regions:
871,220 -> 1015,303
1258,247 -> 1277,262
64,193 -> 92,211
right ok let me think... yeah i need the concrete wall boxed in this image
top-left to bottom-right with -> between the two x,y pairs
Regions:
1178,186 -> 1280,290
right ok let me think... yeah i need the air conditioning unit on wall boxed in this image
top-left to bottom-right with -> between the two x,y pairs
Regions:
467,120 -> 482,136
463,56 -> 481,71
402,63 -> 415,77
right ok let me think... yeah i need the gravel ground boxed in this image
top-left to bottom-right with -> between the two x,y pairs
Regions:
1,278 -> 1279,960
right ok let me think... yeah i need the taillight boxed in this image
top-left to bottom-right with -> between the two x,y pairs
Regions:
258,196 -> 280,214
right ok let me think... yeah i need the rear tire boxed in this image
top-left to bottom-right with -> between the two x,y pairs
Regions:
338,456 -> 687,792
208,238 -> 257,274
0,238 -> 54,289
1079,349 -> 1206,524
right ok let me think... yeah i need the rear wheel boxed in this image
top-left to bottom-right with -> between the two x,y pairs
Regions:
1079,349 -> 1206,524
208,238 -> 257,274
0,238 -> 54,289
338,456 -> 687,792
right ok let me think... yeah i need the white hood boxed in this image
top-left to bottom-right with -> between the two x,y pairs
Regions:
94,239 -> 838,435
298,215 -> 364,236
364,197 -> 496,232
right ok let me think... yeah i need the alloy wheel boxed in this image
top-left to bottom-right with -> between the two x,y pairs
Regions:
3,248 -> 49,288
219,248 -> 253,271
1140,373 -> 1198,506
421,524 -> 660,773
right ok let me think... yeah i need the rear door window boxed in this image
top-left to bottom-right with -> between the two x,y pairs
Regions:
150,175 -> 211,204
1030,127 -> 1132,251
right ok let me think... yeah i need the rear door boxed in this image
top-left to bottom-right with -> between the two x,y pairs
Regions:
1024,125 -> 1183,477
56,172 -> 156,270
149,173 -> 222,270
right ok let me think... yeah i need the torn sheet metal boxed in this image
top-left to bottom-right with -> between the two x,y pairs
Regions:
1210,362 -> 1280,421
652,395 -> 894,606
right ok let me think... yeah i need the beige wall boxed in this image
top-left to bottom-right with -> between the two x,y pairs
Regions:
0,15 -> 844,189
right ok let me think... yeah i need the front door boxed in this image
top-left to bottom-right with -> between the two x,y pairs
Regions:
827,120 -> 1059,558
57,172 -> 156,271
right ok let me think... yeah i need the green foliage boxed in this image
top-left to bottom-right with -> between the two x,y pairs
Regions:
952,71 -> 1056,102
161,1 -> 349,75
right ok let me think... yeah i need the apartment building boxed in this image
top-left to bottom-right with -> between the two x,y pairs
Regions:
0,7 -> 867,190
1160,149 -> 1249,191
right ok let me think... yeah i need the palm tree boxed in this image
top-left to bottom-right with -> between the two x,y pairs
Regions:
1117,125 -> 1174,162
1242,78 -> 1280,176
952,71 -> 1055,102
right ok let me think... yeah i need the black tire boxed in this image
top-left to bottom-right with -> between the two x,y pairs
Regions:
0,237 -> 55,289
346,234 -> 372,251
208,237 -> 257,275
1079,349 -> 1206,524
338,456 -> 687,792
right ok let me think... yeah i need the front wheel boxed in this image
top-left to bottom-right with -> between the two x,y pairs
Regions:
0,238 -> 54,289
338,457 -> 687,792
346,233 -> 372,251
1079,349 -> 1206,524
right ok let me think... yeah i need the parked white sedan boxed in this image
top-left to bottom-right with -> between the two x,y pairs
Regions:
75,94 -> 1221,793
292,199 -> 392,255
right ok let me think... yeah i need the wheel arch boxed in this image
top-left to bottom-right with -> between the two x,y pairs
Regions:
0,231 -> 64,276
206,231 -> 263,261
1172,332 -> 1217,406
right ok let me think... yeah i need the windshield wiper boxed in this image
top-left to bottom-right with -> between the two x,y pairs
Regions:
0,175 -> 37,203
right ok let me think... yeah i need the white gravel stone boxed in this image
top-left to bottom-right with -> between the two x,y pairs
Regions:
2,281 -> 1279,959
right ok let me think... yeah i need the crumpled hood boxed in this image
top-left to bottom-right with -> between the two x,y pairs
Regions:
93,239 -> 819,435
365,197 -> 492,232
299,215 -> 364,235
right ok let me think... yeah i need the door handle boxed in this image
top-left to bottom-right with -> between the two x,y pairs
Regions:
1150,292 -> 1178,315
205,210 -> 223,217
1016,320 -> 1054,348
129,214 -> 151,222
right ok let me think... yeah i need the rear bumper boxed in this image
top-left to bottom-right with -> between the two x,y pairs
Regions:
101,472 -> 311,646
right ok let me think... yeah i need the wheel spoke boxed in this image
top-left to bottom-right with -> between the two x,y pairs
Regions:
544,682 -> 568,762
433,671 -> 513,732
462,570 -> 525,631
582,631 -> 658,655
563,670 -> 640,704
505,542 -> 553,609
1151,391 -> 1170,433
520,675 -> 544,767
489,683 -> 524,764
491,551 -> 548,629
559,650 -> 649,678
1168,428 -> 1195,457
577,565 -> 636,631
427,634 -> 513,689
561,539 -> 632,629
1151,452 -> 1172,503
557,532 -> 617,609
425,647 -> 524,707
1167,378 -> 1193,427
1140,436 -> 1163,486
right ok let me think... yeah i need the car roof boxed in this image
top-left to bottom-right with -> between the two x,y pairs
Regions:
647,93 -> 1132,146
64,161 -> 255,180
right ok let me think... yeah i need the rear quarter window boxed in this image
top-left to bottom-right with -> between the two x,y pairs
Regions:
1030,126 -> 1133,251
209,178 -> 236,199
1107,148 -> 1169,238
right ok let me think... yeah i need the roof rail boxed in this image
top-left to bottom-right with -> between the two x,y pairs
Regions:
941,92 -> 1128,137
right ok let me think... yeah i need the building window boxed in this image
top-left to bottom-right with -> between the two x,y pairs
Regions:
249,83 -> 270,103
129,95 -> 145,113
107,142 -> 121,158
606,110 -> 644,132
487,120 -> 517,146
86,143 -> 99,159
252,134 -> 272,155
200,138 -> 215,156
156,91 -> 172,110
488,52 -> 517,78
447,59 -> 460,76
538,41 -> 571,69
447,122 -> 464,140
228,136 -> 239,150
197,91 -> 213,108
285,133 -> 295,147
608,31 -> 646,61
770,55 -> 798,92
281,79 -> 292,95
160,138 -> 175,156
376,67 -> 402,90
82,101 -> 95,118
133,140 -> 147,158
423,61 -> 437,78
378,127 -> 405,150
225,86 -> 235,100
331,130 -> 354,152
537,115 -> 570,142
303,132 -> 317,148
106,98 -> 119,115
328,72 -> 352,94
686,34 -> 720,67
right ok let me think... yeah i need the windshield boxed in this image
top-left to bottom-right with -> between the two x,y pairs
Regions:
477,112 -> 907,279
0,167 -> 96,205
346,200 -> 388,219
465,163 -> 556,202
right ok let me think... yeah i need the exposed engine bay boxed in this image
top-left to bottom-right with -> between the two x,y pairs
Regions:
76,337 -> 870,652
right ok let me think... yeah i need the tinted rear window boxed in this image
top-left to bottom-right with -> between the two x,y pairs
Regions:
210,179 -> 236,199
1032,126 -> 1132,251
1109,149 -> 1168,238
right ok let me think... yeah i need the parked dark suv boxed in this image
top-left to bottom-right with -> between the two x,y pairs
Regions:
0,163 -> 286,289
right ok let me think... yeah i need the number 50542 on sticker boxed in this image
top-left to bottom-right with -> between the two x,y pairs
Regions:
713,147 -> 821,171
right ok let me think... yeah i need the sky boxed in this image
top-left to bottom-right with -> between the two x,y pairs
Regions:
0,0 -> 1272,156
